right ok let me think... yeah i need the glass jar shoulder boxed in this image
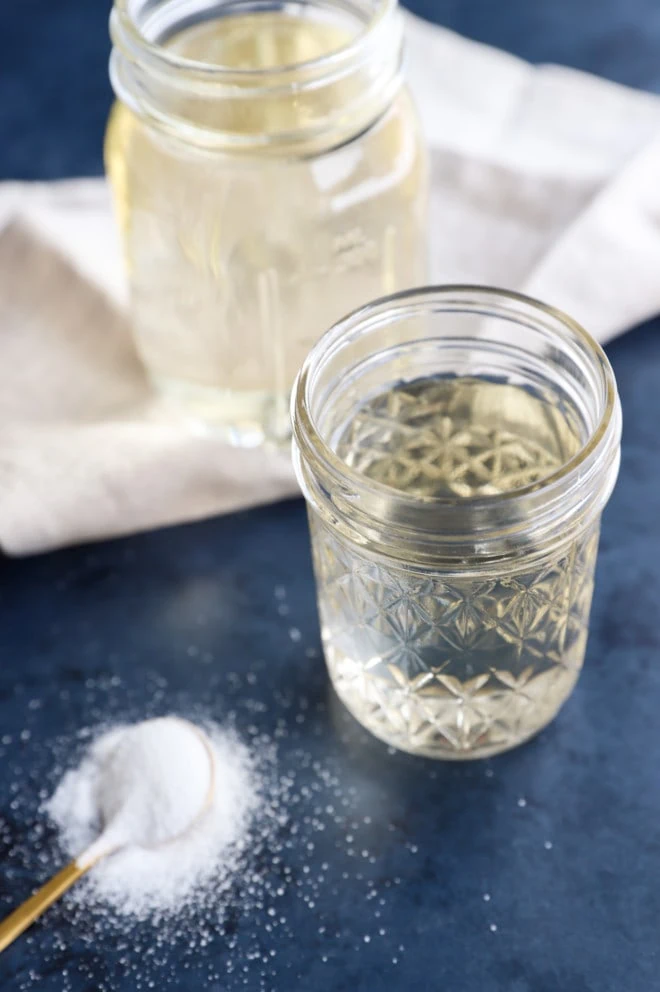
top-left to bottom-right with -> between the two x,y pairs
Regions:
105,87 -> 427,249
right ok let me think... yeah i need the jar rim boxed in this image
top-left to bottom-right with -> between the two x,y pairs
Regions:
292,284 -> 620,515
112,0 -> 397,83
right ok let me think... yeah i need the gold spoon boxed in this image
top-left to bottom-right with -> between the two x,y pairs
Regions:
0,717 -> 216,953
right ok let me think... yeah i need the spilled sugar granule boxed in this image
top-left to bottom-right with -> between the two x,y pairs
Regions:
0,655 -> 411,991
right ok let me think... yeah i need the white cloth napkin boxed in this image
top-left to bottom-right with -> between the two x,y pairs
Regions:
2,11 -> 660,555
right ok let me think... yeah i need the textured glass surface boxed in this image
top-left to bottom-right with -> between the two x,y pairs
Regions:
312,513 -> 598,758
311,376 -> 599,758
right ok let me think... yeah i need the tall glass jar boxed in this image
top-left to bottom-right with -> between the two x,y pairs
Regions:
106,0 -> 428,446
292,286 -> 622,759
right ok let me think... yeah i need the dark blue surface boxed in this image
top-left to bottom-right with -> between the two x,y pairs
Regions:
4,0 -> 660,179
2,0 -> 660,990
2,323 -> 660,991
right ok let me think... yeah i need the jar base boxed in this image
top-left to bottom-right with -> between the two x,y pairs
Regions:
328,656 -> 581,760
151,374 -> 291,448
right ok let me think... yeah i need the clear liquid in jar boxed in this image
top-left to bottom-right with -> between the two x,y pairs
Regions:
105,12 -> 428,445
312,376 -> 598,758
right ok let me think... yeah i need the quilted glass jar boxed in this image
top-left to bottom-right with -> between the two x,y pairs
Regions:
292,286 -> 622,759
106,0 -> 428,446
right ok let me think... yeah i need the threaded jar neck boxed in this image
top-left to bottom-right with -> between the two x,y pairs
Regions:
292,285 -> 622,572
109,0 -> 404,154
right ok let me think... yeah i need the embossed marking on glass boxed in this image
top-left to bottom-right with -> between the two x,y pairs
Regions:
106,0 -> 428,446
292,286 -> 621,759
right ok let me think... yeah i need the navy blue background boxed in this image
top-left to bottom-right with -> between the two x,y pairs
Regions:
5,0 -> 660,179
1,1 -> 660,990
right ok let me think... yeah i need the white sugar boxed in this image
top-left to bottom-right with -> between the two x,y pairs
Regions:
46,717 -> 262,919
6,667 -> 410,990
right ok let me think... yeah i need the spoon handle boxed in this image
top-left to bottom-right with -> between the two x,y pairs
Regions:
0,860 -> 90,953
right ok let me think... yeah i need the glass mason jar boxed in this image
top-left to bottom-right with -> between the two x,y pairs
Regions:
105,0 -> 428,446
292,286 -> 622,759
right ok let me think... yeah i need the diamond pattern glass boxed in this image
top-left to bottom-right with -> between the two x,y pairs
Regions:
311,513 -> 599,758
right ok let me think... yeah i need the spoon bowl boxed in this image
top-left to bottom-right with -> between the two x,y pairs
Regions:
0,717 -> 217,953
